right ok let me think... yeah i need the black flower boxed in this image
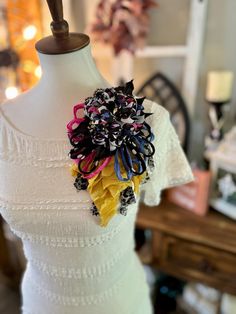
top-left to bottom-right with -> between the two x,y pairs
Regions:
67,80 -> 155,179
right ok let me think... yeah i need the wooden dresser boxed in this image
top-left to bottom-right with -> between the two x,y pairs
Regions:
136,200 -> 236,295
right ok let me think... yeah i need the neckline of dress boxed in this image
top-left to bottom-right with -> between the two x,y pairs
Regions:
0,98 -> 154,145
0,106 -> 69,144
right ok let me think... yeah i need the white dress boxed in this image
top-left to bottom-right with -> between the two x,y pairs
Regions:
0,99 -> 193,314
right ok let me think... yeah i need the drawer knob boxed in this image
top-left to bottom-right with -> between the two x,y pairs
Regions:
199,259 -> 214,273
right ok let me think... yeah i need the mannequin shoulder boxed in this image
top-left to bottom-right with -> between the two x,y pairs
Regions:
1,97 -> 15,111
0,88 -> 36,120
1,89 -> 30,109
0,97 -> 16,119
142,98 -> 170,124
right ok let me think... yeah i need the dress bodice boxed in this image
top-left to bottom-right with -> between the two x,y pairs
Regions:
0,99 -> 193,314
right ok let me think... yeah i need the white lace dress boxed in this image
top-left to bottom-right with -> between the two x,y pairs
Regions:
0,100 -> 193,314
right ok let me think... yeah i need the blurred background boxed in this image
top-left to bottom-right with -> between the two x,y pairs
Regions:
0,0 -> 236,313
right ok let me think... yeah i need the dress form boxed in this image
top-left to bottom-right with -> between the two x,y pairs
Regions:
1,45 -> 110,139
0,0 -> 110,140
0,2 -> 194,313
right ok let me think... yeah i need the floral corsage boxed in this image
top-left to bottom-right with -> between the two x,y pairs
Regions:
67,80 -> 155,227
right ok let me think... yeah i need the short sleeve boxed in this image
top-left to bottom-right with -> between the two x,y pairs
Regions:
139,101 -> 194,206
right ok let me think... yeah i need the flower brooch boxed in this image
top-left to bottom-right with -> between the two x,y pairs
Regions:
67,80 -> 155,227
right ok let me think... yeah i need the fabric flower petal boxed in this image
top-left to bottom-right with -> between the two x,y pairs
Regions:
67,80 -> 155,227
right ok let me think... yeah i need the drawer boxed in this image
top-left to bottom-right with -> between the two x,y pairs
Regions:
153,234 -> 236,293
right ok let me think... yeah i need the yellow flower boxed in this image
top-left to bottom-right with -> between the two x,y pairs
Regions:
69,156 -> 146,227
70,163 -> 79,177
87,156 -> 145,227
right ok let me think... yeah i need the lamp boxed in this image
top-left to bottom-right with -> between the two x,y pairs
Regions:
205,71 -> 234,151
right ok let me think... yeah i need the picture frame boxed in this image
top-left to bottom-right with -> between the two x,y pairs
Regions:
166,169 -> 211,216
208,127 -> 236,219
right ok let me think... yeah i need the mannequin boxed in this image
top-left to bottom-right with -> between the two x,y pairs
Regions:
1,0 -> 111,139
0,1 -> 194,314
1,44 -> 110,139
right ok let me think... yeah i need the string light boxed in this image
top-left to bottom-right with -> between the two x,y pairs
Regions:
23,25 -> 37,40
6,1 -> 43,91
22,60 -> 36,73
5,86 -> 19,99
34,65 -> 42,78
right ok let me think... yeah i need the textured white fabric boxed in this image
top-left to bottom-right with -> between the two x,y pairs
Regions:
0,99 -> 193,314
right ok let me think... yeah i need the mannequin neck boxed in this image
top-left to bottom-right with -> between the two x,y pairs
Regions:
6,43 -> 111,139
37,43 -> 109,90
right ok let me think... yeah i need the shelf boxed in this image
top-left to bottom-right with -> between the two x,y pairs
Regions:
92,44 -> 188,59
